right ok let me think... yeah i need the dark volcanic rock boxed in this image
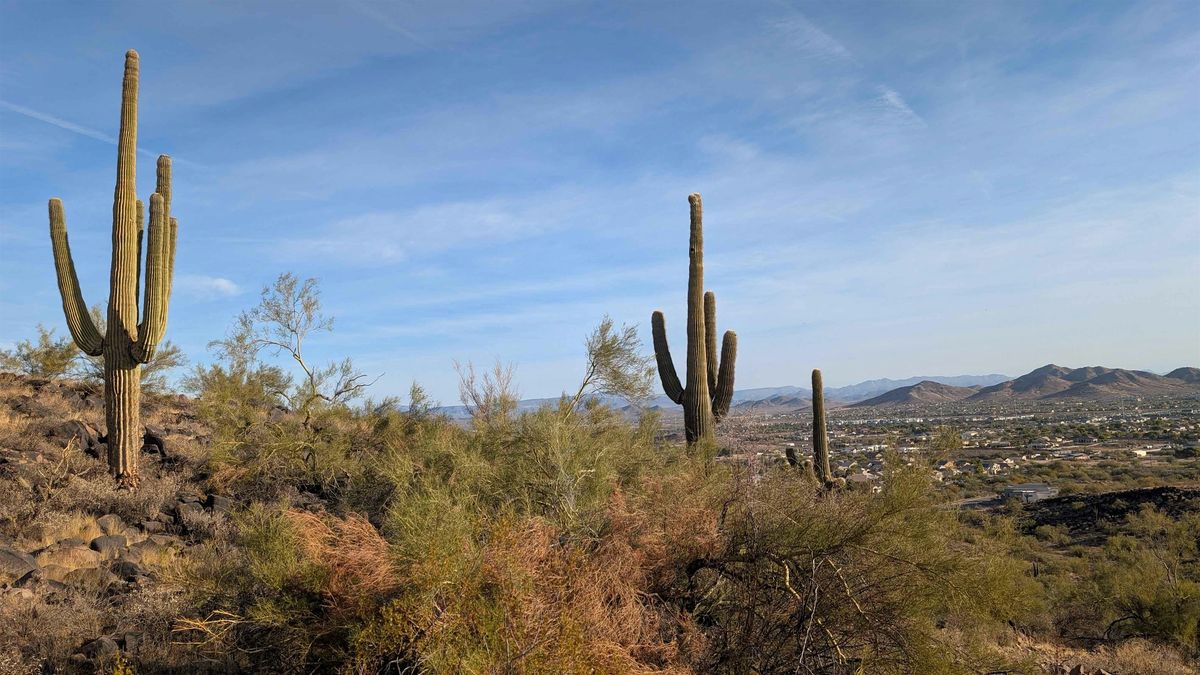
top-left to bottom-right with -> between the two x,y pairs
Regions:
90,534 -> 129,559
140,520 -> 165,534
111,559 -> 145,581
207,494 -> 233,514
1022,486 -> 1200,544
64,565 -> 118,589
46,420 -> 97,450
80,636 -> 118,659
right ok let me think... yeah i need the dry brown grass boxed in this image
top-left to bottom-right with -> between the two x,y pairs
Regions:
1003,635 -> 1199,675
287,510 -> 399,619
17,511 -> 103,550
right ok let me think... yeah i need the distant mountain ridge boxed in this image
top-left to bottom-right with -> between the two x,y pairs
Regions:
849,381 -> 980,407
432,373 -> 1013,418
965,364 -> 1200,402
430,366 -> 1198,418
850,364 -> 1200,407
826,374 -> 1010,402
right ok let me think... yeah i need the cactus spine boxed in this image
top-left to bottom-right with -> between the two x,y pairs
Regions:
48,50 -> 177,486
651,193 -> 737,446
812,369 -> 832,484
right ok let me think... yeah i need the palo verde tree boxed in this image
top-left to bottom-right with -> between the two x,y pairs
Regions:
48,50 -> 178,486
651,193 -> 737,446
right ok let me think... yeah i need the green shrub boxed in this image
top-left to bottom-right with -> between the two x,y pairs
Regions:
0,325 -> 78,379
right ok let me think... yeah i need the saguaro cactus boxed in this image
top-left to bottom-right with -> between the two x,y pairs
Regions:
812,369 -> 832,484
49,50 -> 177,486
651,193 -> 737,446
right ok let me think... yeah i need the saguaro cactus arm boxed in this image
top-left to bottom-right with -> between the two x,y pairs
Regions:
133,156 -> 175,363
651,311 -> 684,404
712,330 -> 737,419
704,291 -> 718,392
48,199 -> 104,356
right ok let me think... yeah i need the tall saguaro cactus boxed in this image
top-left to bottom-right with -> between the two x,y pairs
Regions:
651,193 -> 737,446
812,369 -> 832,483
49,50 -> 178,486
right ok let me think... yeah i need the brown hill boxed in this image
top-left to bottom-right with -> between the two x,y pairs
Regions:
732,394 -> 811,414
968,364 -> 1200,402
850,381 -> 979,407
1165,367 -> 1200,384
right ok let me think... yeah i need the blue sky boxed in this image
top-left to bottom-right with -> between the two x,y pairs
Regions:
1,0 -> 1197,404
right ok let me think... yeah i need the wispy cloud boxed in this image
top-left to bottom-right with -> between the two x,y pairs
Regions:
176,275 -> 241,300
771,12 -> 854,63
874,86 -> 927,127
0,98 -> 192,163
1,1 -> 1195,402
0,99 -> 115,144
342,0 -> 430,46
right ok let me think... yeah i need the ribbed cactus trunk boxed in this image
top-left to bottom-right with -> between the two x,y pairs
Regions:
48,51 -> 178,487
652,193 -> 737,447
812,369 -> 831,484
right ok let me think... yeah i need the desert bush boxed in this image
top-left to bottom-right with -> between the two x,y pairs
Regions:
0,325 -> 78,379
1089,506 -> 1200,652
653,464 -> 1040,674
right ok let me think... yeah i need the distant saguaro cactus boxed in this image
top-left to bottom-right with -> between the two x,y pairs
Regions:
812,369 -> 832,484
651,193 -> 737,446
48,50 -> 178,486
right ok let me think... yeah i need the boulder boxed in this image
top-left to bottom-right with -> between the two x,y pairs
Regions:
64,565 -> 118,589
80,636 -> 118,659
111,559 -> 144,581
10,396 -> 51,418
13,567 -> 69,589
175,501 -> 205,522
46,420 -> 96,450
97,514 -> 126,536
35,543 -> 100,570
90,535 -> 128,559
35,564 -> 72,583
121,632 -> 141,653
140,520 -> 165,534
2,587 -> 35,604
207,494 -> 233,514
143,426 -> 167,456
0,546 -> 38,582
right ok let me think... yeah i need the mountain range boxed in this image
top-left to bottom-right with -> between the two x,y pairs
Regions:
430,366 -> 1199,417
850,365 -> 1200,408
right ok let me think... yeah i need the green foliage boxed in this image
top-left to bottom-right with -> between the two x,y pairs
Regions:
233,273 -> 374,427
672,464 -> 1038,673
930,425 -> 963,458
0,324 -> 78,379
1090,506 -> 1200,652
563,315 -> 655,414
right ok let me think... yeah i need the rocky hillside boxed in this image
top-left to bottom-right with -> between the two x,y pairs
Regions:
1021,486 -> 1200,546
0,374 -> 238,673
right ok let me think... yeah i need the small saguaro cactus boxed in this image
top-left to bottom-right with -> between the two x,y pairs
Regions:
651,193 -> 737,446
49,50 -> 178,486
812,369 -> 832,484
